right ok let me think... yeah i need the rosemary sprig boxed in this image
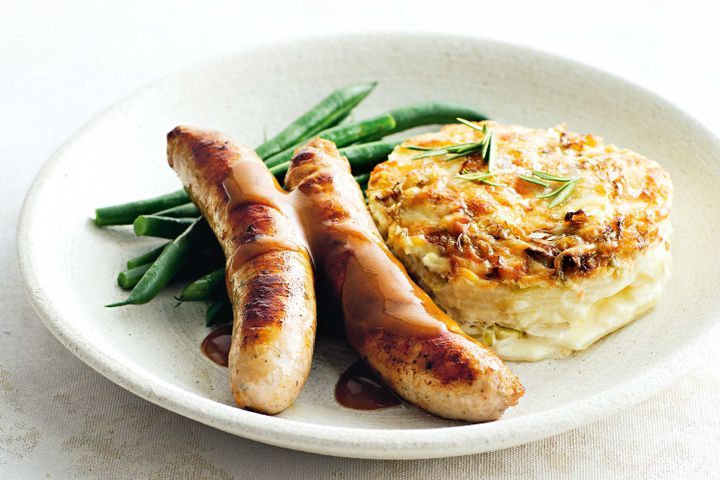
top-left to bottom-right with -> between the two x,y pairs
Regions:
406,118 -> 495,166
484,131 -> 496,172
519,170 -> 581,207
456,171 -> 503,187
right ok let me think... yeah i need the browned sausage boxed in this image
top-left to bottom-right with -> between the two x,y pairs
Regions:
285,138 -> 523,421
167,126 -> 316,414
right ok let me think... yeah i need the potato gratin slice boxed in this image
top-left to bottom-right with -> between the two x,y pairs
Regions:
367,122 -> 672,361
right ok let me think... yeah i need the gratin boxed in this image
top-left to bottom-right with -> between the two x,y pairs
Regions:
367,122 -> 673,361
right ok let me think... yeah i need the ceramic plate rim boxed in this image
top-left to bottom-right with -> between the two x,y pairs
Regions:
16,32 -> 720,459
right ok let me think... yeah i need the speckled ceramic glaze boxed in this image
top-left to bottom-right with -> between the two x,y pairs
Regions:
17,33 -> 720,459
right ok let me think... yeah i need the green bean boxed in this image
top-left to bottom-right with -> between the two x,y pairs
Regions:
255,82 -> 377,159
94,189 -> 189,226
154,202 -> 200,218
206,297 -> 233,327
126,243 -> 169,269
117,264 -> 151,290
354,172 -> 370,188
94,102 -> 484,225
333,110 -> 353,126
95,102 -> 482,223
178,268 -> 225,302
342,140 -> 401,173
133,215 -> 195,239
107,218 -> 212,307
380,101 -> 487,135
264,114 -> 396,168
126,242 -> 220,284
269,139 -> 401,179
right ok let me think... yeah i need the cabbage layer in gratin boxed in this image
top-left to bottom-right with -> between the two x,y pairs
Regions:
367,121 -> 672,361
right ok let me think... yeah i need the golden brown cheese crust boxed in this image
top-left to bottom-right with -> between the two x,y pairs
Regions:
367,122 -> 673,289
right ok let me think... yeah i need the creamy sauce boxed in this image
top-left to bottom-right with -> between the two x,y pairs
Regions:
201,324 -> 232,366
335,360 -> 400,410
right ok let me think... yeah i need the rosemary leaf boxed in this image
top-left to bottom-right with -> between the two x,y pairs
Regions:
543,179 -> 581,207
445,149 -> 482,161
479,179 -> 503,187
518,174 -> 550,188
484,132 -> 496,171
404,145 -> 435,151
412,148 -> 451,159
536,181 -> 571,199
457,171 -> 495,181
453,143 -> 483,153
532,170 -> 572,182
457,171 -> 503,187
457,117 -> 486,133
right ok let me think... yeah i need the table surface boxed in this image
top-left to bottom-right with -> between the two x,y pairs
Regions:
2,0 -> 719,478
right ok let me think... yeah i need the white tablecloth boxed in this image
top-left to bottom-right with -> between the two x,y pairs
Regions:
2,1 -> 719,478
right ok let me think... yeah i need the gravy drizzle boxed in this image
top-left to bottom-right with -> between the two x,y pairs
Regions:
338,230 -> 449,339
335,360 -> 400,410
222,153 -> 450,342
203,143 -> 456,412
222,159 -> 312,279
201,324 -> 232,367
289,160 -> 451,344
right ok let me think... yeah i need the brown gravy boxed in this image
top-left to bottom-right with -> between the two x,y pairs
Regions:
223,160 -> 285,211
335,360 -> 400,410
338,231 -> 449,340
289,164 -> 451,343
207,142 -> 454,410
201,324 -> 232,367
228,236 -> 306,271
221,149 -> 449,342
201,327 -> 401,411
222,158 -> 311,279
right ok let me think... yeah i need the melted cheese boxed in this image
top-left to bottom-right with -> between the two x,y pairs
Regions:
484,239 -> 670,360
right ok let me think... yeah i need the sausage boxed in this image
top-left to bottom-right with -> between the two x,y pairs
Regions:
285,138 -> 523,422
167,126 -> 316,414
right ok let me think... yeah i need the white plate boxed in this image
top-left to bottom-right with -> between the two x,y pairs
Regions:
17,33 -> 720,459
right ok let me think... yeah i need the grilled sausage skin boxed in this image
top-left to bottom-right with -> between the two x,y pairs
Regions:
168,126 -> 316,414
285,138 -> 523,422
